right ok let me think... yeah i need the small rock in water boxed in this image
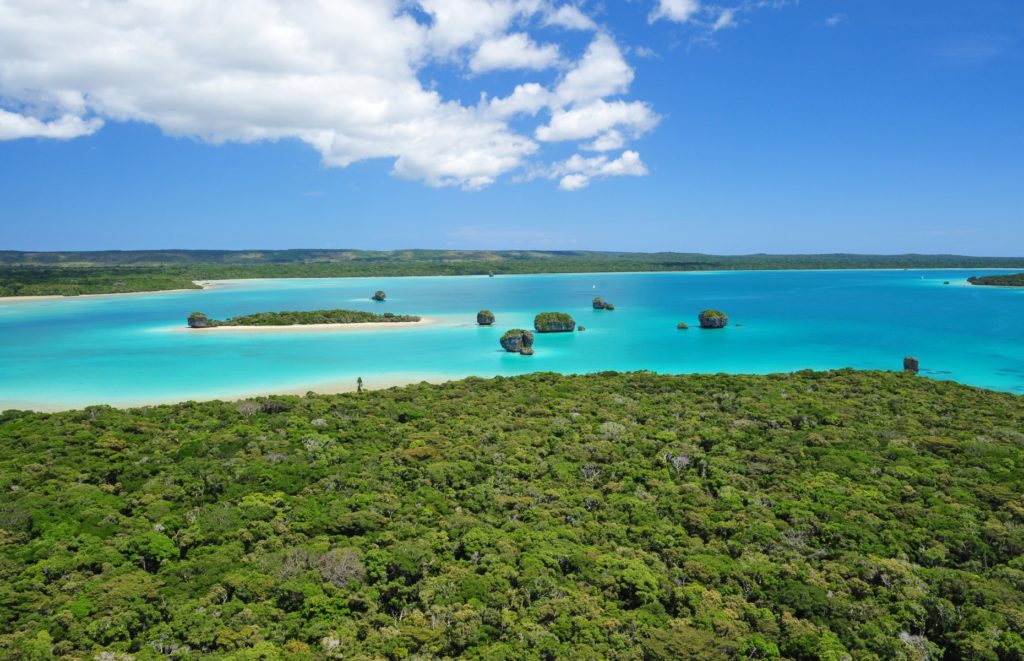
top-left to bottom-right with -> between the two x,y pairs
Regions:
904,356 -> 920,374
187,312 -> 209,328
677,322 -> 689,330
477,309 -> 495,326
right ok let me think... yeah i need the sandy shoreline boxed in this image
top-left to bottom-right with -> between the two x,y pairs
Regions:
0,281 -> 215,303
2,268 -> 1021,303
171,317 -> 437,333
2,372 -> 462,412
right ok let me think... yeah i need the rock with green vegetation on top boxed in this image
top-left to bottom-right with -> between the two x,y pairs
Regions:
534,312 -> 576,333
500,329 -> 534,353
477,310 -> 495,326
187,312 -> 209,328
677,322 -> 689,330
904,356 -> 920,374
371,290 -> 386,301
698,309 -> 729,329
592,297 -> 615,310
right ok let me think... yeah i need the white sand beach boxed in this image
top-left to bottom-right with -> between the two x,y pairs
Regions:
173,317 -> 437,333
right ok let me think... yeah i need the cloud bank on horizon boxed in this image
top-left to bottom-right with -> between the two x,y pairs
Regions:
0,0 -> 743,191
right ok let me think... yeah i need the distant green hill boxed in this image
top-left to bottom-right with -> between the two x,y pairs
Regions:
2,249 -> 1023,297
1,370 -> 1022,658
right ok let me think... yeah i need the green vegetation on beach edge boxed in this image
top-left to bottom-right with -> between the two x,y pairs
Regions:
191,309 -> 421,328
969,273 -> 1024,287
1,370 -> 1022,659
2,249 -> 1024,297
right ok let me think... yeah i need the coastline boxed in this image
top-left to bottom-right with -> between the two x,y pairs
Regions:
0,280 -> 213,303
172,317 -> 436,333
3,371 -> 460,413
2,268 -> 1022,303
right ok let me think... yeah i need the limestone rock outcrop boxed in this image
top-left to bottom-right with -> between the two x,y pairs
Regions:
534,312 -> 576,333
698,309 -> 729,329
501,329 -> 535,354
187,312 -> 209,328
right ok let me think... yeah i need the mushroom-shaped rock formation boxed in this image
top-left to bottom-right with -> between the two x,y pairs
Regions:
534,312 -> 576,333
477,310 -> 495,326
592,297 -> 615,310
371,290 -> 386,302
500,329 -> 535,353
677,322 -> 689,330
187,312 -> 209,329
904,356 -> 920,374
698,309 -> 729,329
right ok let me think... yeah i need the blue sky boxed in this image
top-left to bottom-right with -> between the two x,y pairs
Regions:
1,0 -> 1021,254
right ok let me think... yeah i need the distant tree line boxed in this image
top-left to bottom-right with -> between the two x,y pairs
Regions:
2,250 -> 1023,297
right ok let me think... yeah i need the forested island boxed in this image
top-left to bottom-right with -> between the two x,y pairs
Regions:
1,370 -> 1022,659
188,309 -> 421,328
968,273 -> 1024,287
2,249 -> 1024,297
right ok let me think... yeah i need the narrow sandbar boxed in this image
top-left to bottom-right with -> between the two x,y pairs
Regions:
173,317 -> 437,333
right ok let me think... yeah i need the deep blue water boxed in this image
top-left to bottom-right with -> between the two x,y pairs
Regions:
1,270 -> 1022,409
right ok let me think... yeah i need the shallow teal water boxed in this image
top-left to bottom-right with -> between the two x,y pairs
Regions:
1,270 -> 1022,409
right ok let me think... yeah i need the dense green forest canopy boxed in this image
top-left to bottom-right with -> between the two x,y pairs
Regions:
968,273 -> 1024,287
1,370 -> 1022,659
2,250 -> 1023,297
196,310 -> 421,327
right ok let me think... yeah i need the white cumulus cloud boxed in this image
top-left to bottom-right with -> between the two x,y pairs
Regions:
0,0 -> 656,189
552,150 -> 649,190
470,33 -> 561,72
536,99 -> 660,145
650,0 -> 702,24
0,110 -> 103,140
553,34 -> 636,105
545,5 -> 598,31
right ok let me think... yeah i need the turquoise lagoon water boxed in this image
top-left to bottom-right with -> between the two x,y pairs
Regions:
1,270 -> 1022,409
